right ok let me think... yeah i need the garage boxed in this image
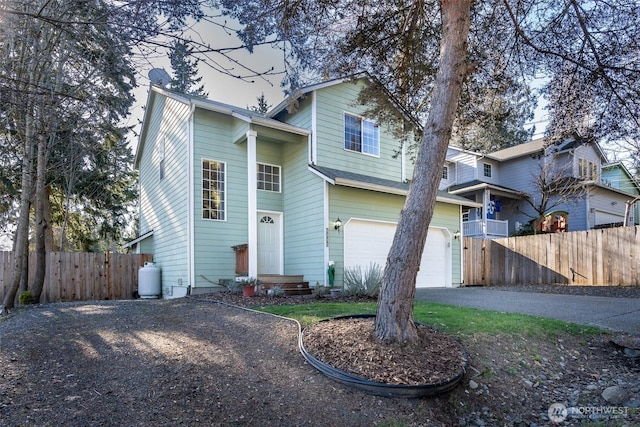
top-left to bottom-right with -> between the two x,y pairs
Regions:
344,219 -> 451,288
594,210 -> 624,227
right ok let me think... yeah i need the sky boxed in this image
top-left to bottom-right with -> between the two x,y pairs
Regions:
124,12 -> 549,151
124,17 -> 290,150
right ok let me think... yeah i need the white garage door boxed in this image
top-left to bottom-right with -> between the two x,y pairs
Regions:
595,210 -> 624,226
344,219 -> 451,288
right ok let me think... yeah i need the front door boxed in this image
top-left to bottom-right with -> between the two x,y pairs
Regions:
257,212 -> 282,274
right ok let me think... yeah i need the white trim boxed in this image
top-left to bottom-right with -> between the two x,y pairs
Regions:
459,205 -> 464,285
256,161 -> 282,193
188,103 -> 196,289
343,112 -> 381,158
311,91 -> 317,165
247,130 -> 258,277
201,158 -> 228,222
308,166 -> 335,184
122,230 -> 154,249
323,180 -> 329,286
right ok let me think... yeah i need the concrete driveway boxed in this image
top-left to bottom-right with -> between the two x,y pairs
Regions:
415,287 -> 640,335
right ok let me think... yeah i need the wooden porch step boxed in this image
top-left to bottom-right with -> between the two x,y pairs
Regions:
262,282 -> 311,296
258,274 -> 304,284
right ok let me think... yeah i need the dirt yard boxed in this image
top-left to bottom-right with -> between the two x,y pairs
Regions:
1,288 -> 639,426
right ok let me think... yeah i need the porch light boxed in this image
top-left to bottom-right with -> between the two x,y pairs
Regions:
453,230 -> 461,239
334,217 -> 342,232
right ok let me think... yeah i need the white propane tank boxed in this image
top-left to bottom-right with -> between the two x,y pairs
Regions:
138,262 -> 161,298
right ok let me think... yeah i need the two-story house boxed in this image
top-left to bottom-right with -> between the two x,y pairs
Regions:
441,138 -> 640,237
129,77 -> 479,298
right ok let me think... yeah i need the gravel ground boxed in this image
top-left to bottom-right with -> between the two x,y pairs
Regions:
1,286 -> 639,426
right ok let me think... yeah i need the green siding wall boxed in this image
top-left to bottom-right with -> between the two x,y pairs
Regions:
192,109 -> 250,287
314,81 -> 404,182
257,141 -> 284,212
282,138 -> 326,284
137,94 -> 191,295
327,185 -> 462,286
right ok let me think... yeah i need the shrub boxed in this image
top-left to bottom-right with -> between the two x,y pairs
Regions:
343,263 -> 383,297
18,291 -> 33,305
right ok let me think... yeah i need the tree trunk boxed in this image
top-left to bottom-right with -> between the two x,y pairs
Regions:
375,0 -> 472,342
30,132 -> 49,303
2,118 -> 35,313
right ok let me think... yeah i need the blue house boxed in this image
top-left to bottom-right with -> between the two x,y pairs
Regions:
441,138 -> 640,237
129,77 -> 478,298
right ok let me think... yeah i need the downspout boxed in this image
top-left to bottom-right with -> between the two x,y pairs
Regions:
247,130 -> 258,277
323,180 -> 329,286
311,91 -> 317,165
188,103 -> 196,292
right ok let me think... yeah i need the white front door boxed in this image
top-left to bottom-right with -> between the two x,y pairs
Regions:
257,212 -> 282,274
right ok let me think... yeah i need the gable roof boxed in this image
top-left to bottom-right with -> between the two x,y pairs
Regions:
488,138 -> 546,161
135,85 -> 310,168
447,180 -> 525,199
488,137 -> 608,162
310,165 -> 481,207
267,74 -> 423,129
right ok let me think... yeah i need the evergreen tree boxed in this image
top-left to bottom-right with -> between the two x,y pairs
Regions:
249,93 -> 271,113
169,39 -> 208,97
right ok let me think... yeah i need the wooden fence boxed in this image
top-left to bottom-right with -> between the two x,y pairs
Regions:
463,226 -> 640,286
0,252 -> 153,304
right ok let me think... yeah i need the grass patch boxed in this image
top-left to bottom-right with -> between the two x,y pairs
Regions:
256,301 -> 603,339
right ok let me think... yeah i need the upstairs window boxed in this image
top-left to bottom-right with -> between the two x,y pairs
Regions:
483,163 -> 492,178
344,113 -> 379,156
578,158 -> 598,180
442,166 -> 449,180
257,163 -> 281,192
202,159 -> 226,221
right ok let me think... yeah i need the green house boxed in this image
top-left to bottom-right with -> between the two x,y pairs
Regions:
129,77 -> 479,298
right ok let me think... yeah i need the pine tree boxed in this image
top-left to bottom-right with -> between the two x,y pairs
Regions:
169,39 -> 208,97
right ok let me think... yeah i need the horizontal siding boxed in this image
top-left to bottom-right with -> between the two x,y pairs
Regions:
192,109 -> 250,286
449,151 -> 478,184
257,141 -> 284,212
138,94 -> 191,293
282,140 -> 326,283
314,81 -> 404,182
328,185 -> 462,286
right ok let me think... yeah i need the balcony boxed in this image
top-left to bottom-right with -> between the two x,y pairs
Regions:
463,219 -> 509,238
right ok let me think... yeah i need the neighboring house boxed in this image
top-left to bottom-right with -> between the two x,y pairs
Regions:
128,77 -> 478,298
441,138 -> 640,237
602,162 -> 640,226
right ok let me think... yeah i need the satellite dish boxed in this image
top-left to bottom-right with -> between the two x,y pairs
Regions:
148,68 -> 171,88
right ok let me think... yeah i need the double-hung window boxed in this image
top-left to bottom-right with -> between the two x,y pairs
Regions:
202,159 -> 226,220
483,163 -> 492,178
344,113 -> 379,156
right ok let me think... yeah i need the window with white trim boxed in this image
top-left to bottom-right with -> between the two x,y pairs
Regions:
578,158 -> 598,180
344,113 -> 379,156
202,159 -> 226,220
442,166 -> 449,180
257,163 -> 281,192
483,163 -> 492,178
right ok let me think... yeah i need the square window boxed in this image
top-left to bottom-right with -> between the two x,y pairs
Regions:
257,163 -> 281,192
344,113 -> 379,156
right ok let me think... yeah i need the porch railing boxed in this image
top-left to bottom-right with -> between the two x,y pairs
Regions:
463,219 -> 509,238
